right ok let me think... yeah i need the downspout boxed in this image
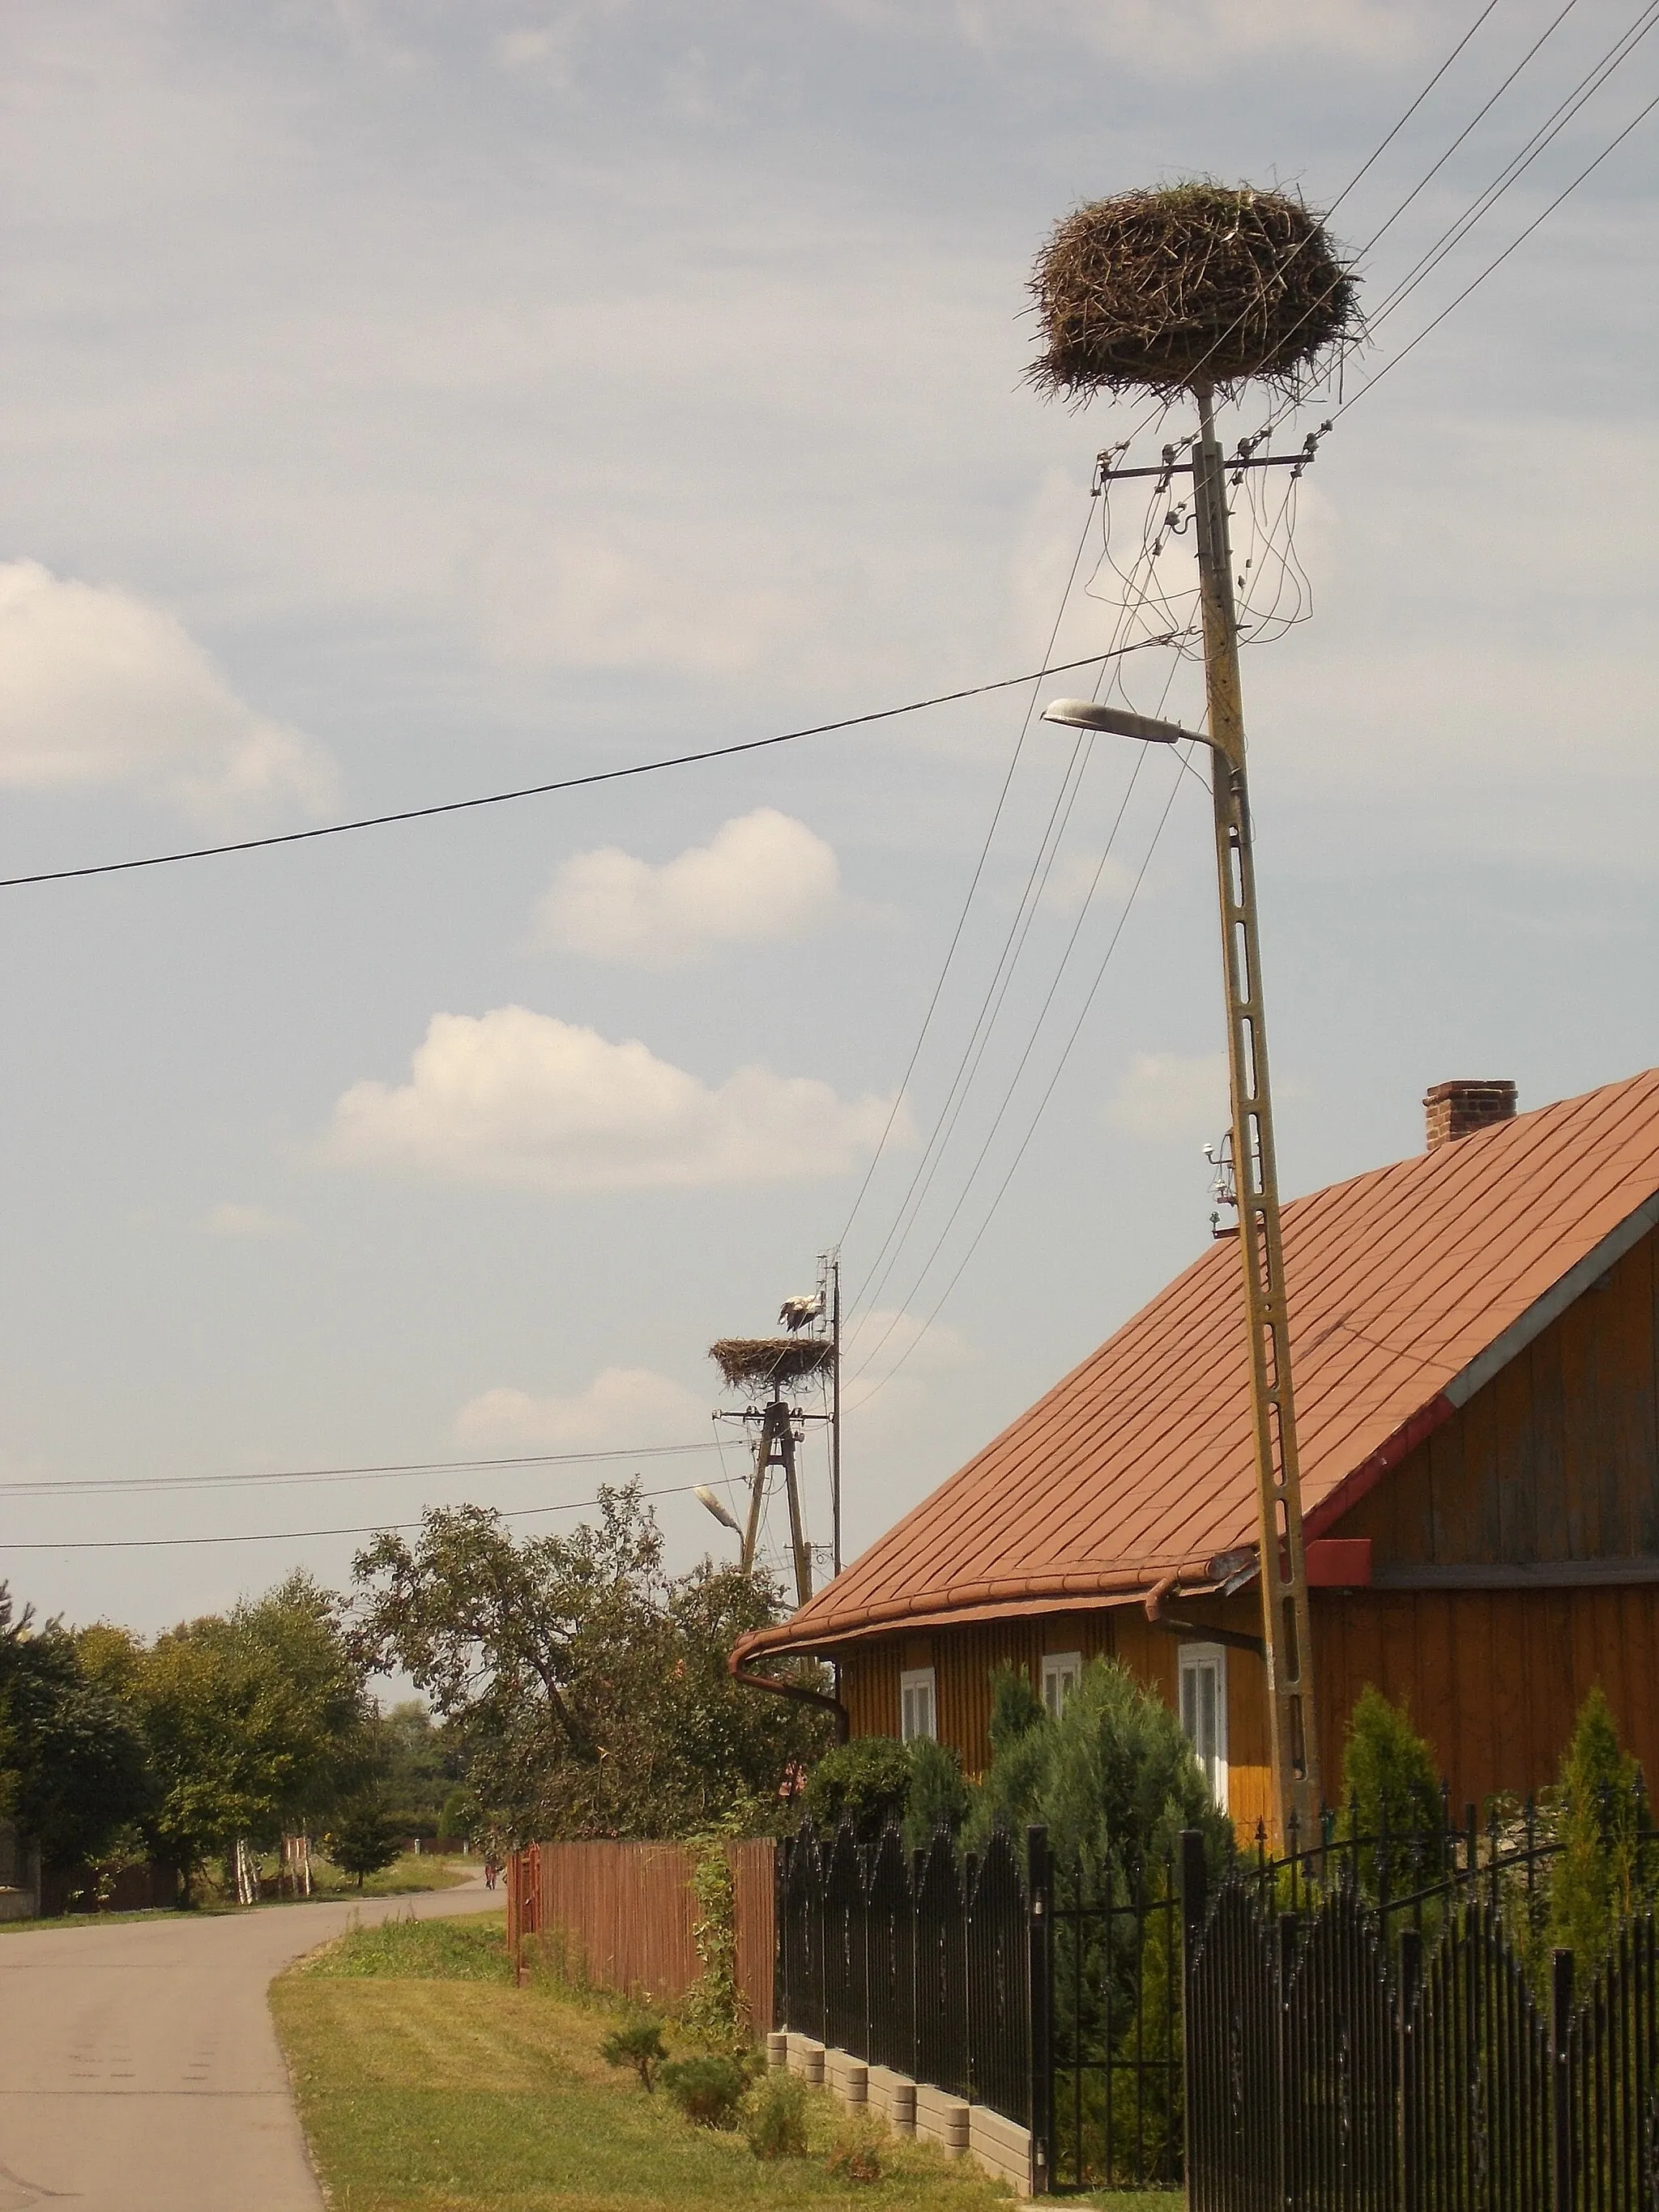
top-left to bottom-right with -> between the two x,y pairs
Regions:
731,1662 -> 850,1745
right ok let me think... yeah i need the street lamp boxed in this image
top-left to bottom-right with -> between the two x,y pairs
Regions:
694,1485 -> 743,1539
1040,401 -> 1323,1843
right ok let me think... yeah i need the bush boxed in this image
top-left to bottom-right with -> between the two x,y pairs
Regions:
1339,1686 -> 1443,1889
745,2069 -> 809,2159
825,2117 -> 885,2183
660,2053 -> 749,2129
800,1737 -> 911,1842
1549,1686 -> 1643,1967
599,2015 -> 667,2091
902,1736 -> 971,1852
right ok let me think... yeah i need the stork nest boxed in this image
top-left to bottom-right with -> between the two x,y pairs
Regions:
710,1337 -> 834,1393
1026,184 -> 1359,405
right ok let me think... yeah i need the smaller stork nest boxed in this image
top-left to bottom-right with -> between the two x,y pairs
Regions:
1026,184 -> 1359,405
710,1336 -> 834,1394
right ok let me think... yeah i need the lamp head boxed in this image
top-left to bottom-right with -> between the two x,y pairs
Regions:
694,1485 -> 742,1536
1041,698 -> 1197,747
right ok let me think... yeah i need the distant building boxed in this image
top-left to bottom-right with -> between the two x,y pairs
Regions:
735,1072 -> 1659,1831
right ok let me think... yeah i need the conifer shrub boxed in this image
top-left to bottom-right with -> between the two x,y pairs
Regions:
599,2015 -> 667,2092
902,1736 -> 971,1852
744,2070 -> 808,2160
659,2053 -> 749,2129
1548,1686 -> 1644,1969
1339,1686 -> 1443,1891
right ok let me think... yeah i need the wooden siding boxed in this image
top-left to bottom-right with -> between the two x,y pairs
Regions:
524,1838 -> 775,2032
1336,1224 -> 1659,1570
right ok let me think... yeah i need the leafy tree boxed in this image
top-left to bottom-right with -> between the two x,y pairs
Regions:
0,1586 -> 150,1866
328,1800 -> 403,1888
83,1573 -> 374,1890
1549,1685 -> 1642,1967
799,1737 -> 912,1840
1338,1686 -> 1443,1890
374,1700 -> 457,1837
352,1486 -> 829,1843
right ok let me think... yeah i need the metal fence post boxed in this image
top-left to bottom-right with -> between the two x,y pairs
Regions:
1398,1926 -> 1422,2212
1179,1831 -> 1208,2212
1550,1948 -> 1574,2212
1027,1826 -> 1053,2197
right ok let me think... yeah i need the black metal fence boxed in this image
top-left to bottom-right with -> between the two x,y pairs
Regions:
1187,1815 -> 1659,2212
776,1819 -> 1034,2130
777,1799 -> 1659,2201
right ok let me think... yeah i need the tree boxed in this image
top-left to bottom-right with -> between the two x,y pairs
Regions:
0,1586 -> 150,1867
799,1737 -> 911,1841
1549,1685 -> 1642,1967
328,1801 -> 403,1888
352,1486 -> 830,1843
1338,1686 -> 1443,1891
83,1573 -> 374,1891
965,1657 -> 1230,1870
374,1701 -> 457,1838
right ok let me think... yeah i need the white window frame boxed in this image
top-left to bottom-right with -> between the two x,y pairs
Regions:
1178,1642 -> 1229,1809
900,1667 -> 937,1743
1041,1651 -> 1083,1720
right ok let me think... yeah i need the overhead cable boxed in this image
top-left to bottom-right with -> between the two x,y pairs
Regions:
0,1438 -> 720,1498
0,646 -> 1172,894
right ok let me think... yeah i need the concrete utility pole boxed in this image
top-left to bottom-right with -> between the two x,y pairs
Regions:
1189,385 -> 1322,1840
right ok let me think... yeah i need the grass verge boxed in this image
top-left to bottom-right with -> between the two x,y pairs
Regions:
271,1909 -> 1017,2210
0,1856 -> 473,1933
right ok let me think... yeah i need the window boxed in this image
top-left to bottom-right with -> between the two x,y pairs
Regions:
1041,1652 -> 1082,1719
1179,1643 -> 1228,1807
900,1668 -> 937,1743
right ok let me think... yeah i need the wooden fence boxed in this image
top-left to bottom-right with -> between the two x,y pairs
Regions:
507,1838 -> 777,2033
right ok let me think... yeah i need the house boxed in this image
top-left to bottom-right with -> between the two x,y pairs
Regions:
734,1072 -> 1659,1835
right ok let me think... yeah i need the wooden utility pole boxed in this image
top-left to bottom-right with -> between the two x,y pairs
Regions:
740,1395 -> 812,1608
1190,384 -> 1321,1840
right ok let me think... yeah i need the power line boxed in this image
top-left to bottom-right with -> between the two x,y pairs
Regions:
1336,87 -> 1658,416
2,1476 -> 715,1550
0,1438 -> 721,1498
0,646 -> 1174,894
838,492 -> 1107,1247
851,748 -> 1192,1407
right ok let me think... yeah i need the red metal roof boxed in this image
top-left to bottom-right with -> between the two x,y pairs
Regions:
738,1070 -> 1659,1662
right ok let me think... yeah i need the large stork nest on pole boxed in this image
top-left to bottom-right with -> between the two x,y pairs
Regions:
710,1337 -> 834,1394
1026,184 -> 1359,406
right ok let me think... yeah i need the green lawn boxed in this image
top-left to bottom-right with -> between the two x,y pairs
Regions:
271,1909 -> 1025,2210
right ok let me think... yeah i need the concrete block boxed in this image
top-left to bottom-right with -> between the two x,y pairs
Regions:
766,2031 -> 788,2073
826,2050 -> 868,2108
865,2065 -> 916,2136
915,2082 -> 969,2155
784,2031 -> 825,2085
969,2105 -> 1034,2194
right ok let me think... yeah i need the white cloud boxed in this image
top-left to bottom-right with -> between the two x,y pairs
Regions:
455,1365 -> 706,1449
204,1201 -> 291,1237
473,526 -> 801,674
534,809 -> 838,967
1108,1051 -> 1229,1140
320,1004 -> 902,1192
0,560 -> 340,822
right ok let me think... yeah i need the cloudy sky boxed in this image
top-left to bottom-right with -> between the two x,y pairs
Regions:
1,0 -> 1654,1636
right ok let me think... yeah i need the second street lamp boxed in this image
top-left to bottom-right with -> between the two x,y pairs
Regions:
1041,414 -> 1323,1844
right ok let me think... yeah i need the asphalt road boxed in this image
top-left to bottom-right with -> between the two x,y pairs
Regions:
0,1869 -> 493,2212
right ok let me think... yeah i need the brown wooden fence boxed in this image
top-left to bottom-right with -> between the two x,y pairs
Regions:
507,1838 -> 776,2033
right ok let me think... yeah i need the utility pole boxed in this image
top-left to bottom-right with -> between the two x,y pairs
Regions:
825,1250 -> 842,1579
738,1393 -> 812,1608
1190,384 -> 1321,1840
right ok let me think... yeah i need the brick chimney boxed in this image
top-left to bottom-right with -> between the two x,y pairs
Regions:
1424,1079 -> 1517,1151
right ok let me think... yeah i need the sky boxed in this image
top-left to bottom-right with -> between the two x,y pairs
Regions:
0,0 -> 1654,1639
